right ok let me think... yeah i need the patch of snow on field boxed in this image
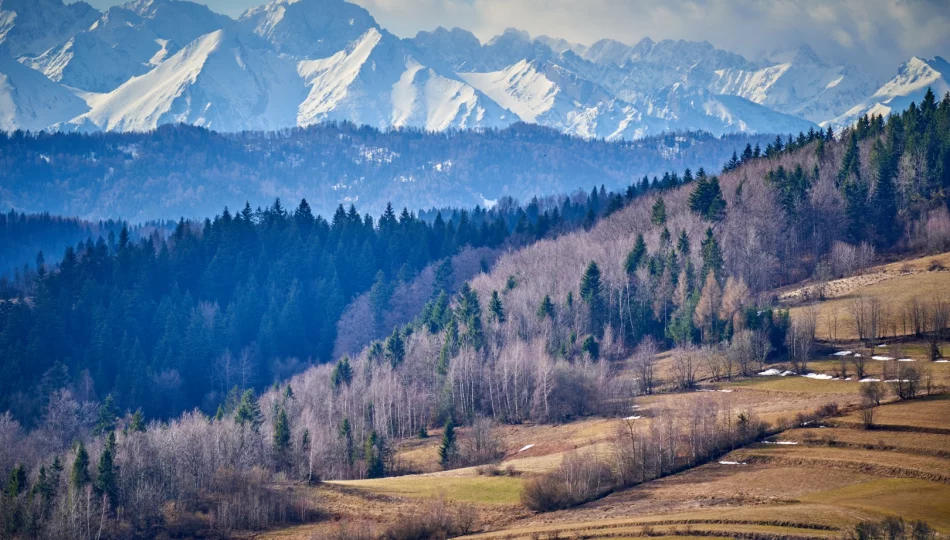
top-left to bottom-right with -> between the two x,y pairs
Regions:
624,415 -> 642,420
759,368 -> 782,376
898,358 -> 915,362
872,356 -> 894,361
833,351 -> 853,356
802,373 -> 834,380
763,441 -> 798,445
859,377 -> 881,382
518,444 -> 534,453
936,360 -> 949,363
719,461 -> 747,465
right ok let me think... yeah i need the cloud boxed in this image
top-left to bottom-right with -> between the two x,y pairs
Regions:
349,0 -> 950,79
84,0 -> 950,79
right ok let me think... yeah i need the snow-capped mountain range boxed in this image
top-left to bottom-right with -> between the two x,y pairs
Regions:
0,0 -> 946,138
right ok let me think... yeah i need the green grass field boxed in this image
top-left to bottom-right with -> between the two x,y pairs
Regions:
330,474 -> 524,505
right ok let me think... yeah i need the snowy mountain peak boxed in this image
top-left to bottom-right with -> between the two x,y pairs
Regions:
768,44 -> 826,67
240,0 -> 379,58
0,0 -> 940,139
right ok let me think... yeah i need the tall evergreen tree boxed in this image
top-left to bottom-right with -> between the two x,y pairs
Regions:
580,261 -> 606,337
95,431 -> 119,507
651,197 -> 667,226
365,430 -> 385,479
488,290 -> 505,324
700,228 -> 723,282
438,420 -> 458,469
71,442 -> 91,490
273,406 -> 291,464
235,390 -> 263,431
624,234 -> 648,275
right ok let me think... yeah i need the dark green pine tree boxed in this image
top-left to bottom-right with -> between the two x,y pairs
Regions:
700,228 -> 724,282
537,295 -> 555,320
624,234 -> 647,276
273,405 -> 291,466
582,335 -> 600,360
651,197 -> 667,226
94,395 -> 118,436
71,442 -> 91,490
438,420 -> 458,469
433,258 -> 453,296
837,131 -> 861,186
385,327 -> 405,367
331,356 -> 353,389
488,290 -> 505,324
127,409 -> 146,433
871,140 -> 900,247
580,261 -> 606,337
339,419 -> 354,470
95,431 -> 119,507
6,464 -> 26,498
234,389 -> 263,431
741,143 -> 754,162
364,430 -> 385,479
676,230 -> 690,256
457,284 -> 484,350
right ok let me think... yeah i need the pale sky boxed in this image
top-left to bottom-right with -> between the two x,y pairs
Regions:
80,0 -> 950,80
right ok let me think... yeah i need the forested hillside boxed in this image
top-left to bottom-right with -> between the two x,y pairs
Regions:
0,185 -> 650,424
0,90 -> 947,539
0,123 -> 773,221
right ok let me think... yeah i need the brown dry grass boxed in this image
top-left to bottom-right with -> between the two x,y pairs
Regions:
836,393 -> 950,431
789,270 -> 950,341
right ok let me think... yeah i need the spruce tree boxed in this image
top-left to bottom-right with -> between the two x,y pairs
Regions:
331,356 -> 353,389
438,420 -> 458,469
872,140 -> 900,247
94,395 -> 118,436
95,431 -> 118,507
234,389 -> 263,431
582,335 -> 600,360
128,409 -> 146,433
273,406 -> 291,461
339,419 -> 354,470
71,442 -> 91,490
700,228 -> 723,282
651,197 -> 667,226
580,261 -> 606,337
488,290 -> 505,324
537,295 -> 555,320
385,328 -> 405,367
365,430 -> 385,479
624,234 -> 647,275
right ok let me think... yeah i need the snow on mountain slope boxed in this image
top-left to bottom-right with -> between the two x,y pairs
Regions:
459,60 -> 556,123
23,0 -> 233,93
708,45 -> 876,123
298,27 -> 508,131
0,52 -> 89,131
240,0 -> 378,59
391,57 -> 500,131
71,29 -> 304,132
25,32 -> 148,93
830,56 -> 950,129
0,0 -> 98,57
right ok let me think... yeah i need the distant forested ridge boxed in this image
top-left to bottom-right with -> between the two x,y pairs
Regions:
0,211 -> 143,280
0,122 -> 776,222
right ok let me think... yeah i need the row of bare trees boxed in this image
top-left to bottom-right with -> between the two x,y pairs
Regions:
522,399 -> 768,511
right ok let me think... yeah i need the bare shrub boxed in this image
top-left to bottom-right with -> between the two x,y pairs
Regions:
462,416 -> 503,466
520,450 -> 613,512
383,498 -> 477,539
